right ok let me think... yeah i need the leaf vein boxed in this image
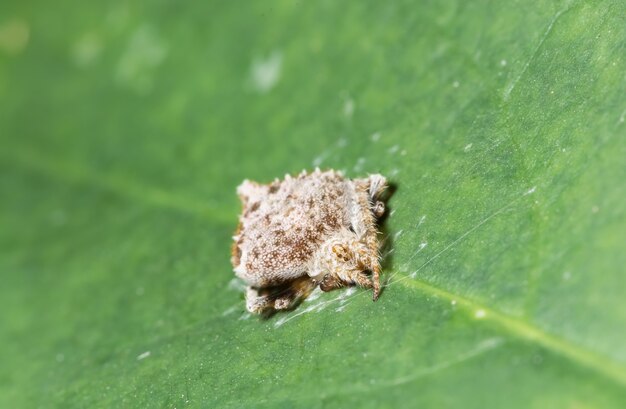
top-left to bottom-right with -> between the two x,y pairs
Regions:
0,149 -> 234,226
503,3 -> 574,100
396,275 -> 626,387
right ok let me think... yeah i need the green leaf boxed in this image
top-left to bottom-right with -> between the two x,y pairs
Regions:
1,0 -> 625,407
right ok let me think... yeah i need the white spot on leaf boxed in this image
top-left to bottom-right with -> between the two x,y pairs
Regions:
388,145 -> 400,155
343,98 -> 355,118
72,32 -> 103,67
116,25 -> 168,93
353,157 -> 366,172
250,50 -> 282,93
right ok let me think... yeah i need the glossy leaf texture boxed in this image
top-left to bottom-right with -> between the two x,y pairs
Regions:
1,0 -> 625,407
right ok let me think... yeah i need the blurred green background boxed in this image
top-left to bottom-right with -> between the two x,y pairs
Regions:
1,0 -> 625,407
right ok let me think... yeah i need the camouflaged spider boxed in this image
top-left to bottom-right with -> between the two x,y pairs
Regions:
231,169 -> 388,314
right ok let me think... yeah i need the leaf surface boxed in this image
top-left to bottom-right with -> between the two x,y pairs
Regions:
1,0 -> 625,407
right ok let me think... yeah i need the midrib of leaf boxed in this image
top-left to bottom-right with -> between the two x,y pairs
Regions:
0,147 -> 234,226
394,274 -> 626,387
4,148 -> 626,389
